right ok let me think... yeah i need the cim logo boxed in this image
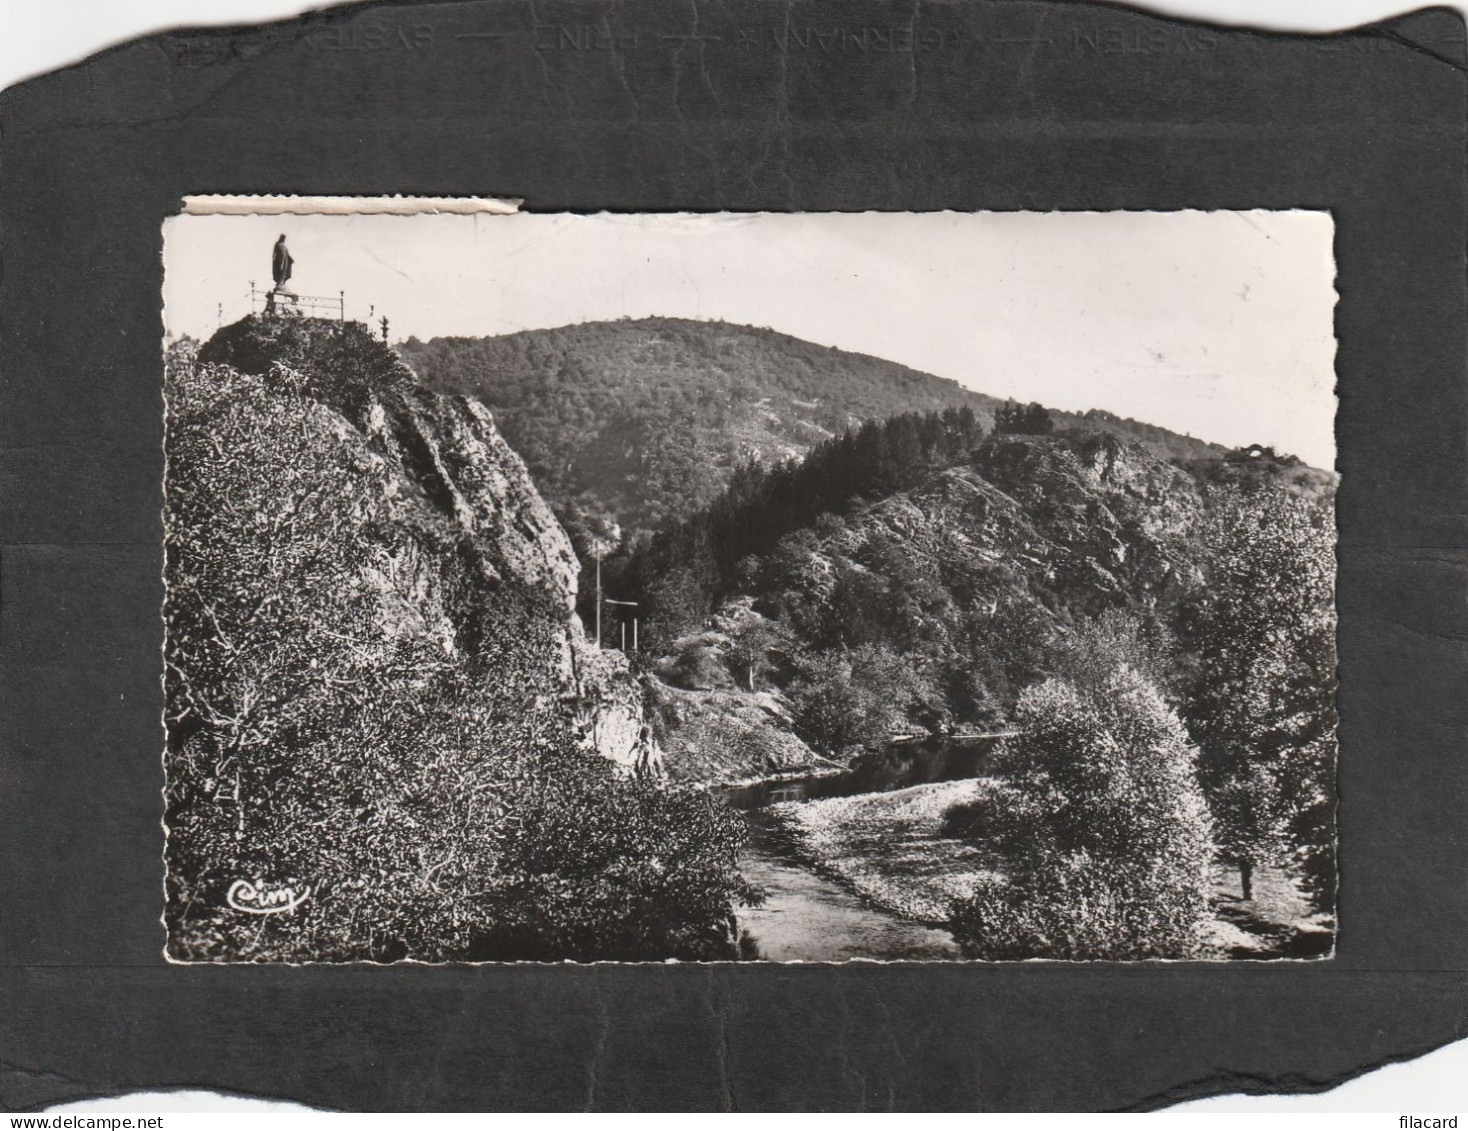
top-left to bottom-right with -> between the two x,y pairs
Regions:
226,878 -> 312,915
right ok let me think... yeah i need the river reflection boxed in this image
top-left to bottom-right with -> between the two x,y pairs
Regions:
720,737 -> 1001,810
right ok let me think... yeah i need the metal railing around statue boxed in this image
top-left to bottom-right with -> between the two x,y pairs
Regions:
248,285 -> 346,321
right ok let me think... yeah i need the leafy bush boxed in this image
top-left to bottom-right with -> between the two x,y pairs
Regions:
463,745 -> 758,961
667,641 -> 731,691
786,644 -> 937,755
1049,608 -> 1185,706
937,789 -> 1000,841
947,667 -> 1216,960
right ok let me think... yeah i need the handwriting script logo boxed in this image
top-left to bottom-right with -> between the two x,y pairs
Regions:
227,879 -> 312,915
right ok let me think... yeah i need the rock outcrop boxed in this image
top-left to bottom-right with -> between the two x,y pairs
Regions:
739,428 -> 1212,657
191,315 -> 646,771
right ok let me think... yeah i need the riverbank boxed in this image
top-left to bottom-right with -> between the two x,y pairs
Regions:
713,762 -> 848,792
768,775 -> 1332,959
770,778 -> 1002,923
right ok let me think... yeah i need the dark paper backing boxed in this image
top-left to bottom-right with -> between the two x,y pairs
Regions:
1,0 -> 1465,1112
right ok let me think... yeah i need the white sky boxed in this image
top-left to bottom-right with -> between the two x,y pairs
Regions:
163,210 -> 1338,468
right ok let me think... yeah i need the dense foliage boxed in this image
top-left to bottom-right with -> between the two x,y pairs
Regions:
785,644 -> 939,755
1180,485 -> 1337,909
947,667 -> 1217,960
623,424 -> 1214,746
164,322 -> 752,962
624,406 -> 985,639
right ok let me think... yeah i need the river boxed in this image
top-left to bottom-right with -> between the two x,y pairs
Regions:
719,738 -> 1330,963
718,739 -> 1000,962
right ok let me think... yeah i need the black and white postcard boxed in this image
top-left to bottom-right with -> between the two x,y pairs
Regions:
162,208 -> 1338,964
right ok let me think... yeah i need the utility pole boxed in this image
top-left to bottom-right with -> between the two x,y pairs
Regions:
604,598 -> 639,652
380,314 -> 389,341
585,521 -> 621,651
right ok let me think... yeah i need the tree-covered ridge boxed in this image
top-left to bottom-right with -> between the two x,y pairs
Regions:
624,404 -> 1331,708
627,418 -> 1213,729
398,318 -> 1231,534
622,406 -> 987,630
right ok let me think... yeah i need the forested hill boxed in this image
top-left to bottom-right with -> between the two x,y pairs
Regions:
625,417 -> 1334,810
398,318 -> 1228,533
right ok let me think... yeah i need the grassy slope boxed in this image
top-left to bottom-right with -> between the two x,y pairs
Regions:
771,779 -> 1002,923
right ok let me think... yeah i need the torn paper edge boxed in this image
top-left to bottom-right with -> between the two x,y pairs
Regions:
181,195 -> 522,216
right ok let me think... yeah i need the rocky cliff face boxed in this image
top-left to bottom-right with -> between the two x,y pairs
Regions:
904,431 -> 1207,615
762,430 -> 1208,644
190,316 -> 647,771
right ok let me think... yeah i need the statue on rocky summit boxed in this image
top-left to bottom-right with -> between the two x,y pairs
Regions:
265,234 -> 295,314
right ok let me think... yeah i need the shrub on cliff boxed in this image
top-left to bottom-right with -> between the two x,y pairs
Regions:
198,315 -> 411,421
947,667 -> 1215,960
164,335 -> 752,962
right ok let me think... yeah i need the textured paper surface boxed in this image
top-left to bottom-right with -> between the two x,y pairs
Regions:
1,0 -> 1464,1111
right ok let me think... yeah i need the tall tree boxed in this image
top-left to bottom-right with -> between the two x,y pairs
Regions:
1183,486 -> 1337,907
